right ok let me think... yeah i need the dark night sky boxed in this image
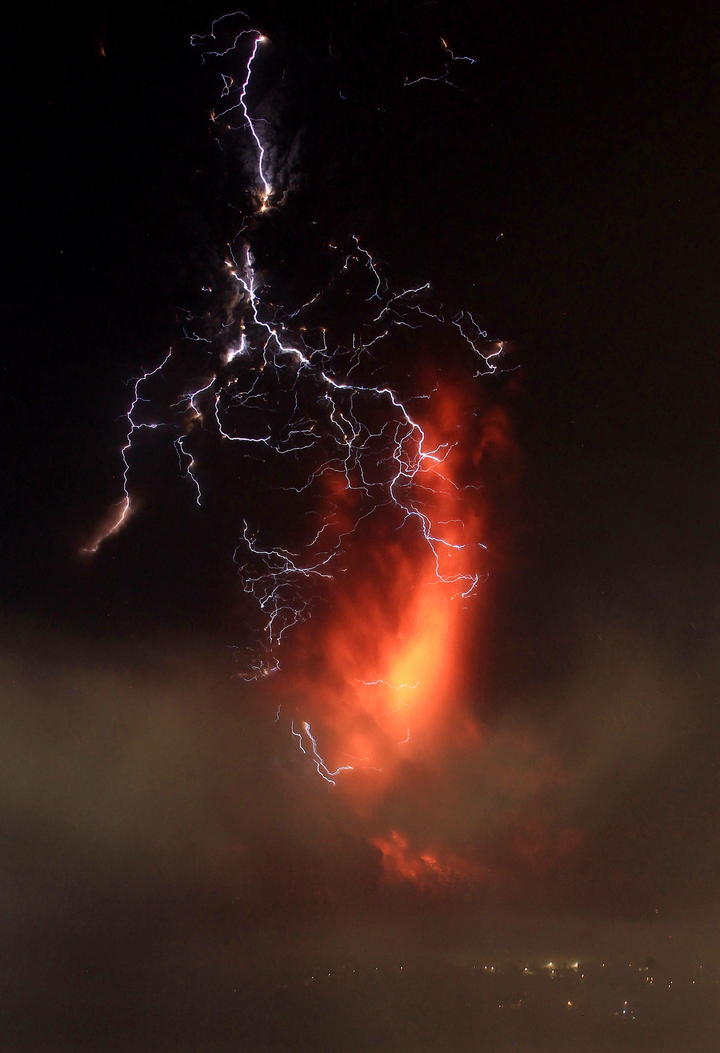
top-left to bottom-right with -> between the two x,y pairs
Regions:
3,1 -> 720,1049
6,2 -> 719,644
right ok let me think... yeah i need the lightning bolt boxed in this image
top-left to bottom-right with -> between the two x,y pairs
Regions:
89,11 -> 505,786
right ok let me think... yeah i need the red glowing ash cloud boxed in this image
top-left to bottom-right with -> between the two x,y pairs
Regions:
373,829 -> 487,887
276,382 -> 545,885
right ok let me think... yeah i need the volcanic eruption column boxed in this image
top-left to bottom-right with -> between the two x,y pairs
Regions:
88,12 -> 516,868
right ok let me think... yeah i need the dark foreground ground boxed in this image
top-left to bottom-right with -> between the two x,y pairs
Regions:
5,953 -> 719,1052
